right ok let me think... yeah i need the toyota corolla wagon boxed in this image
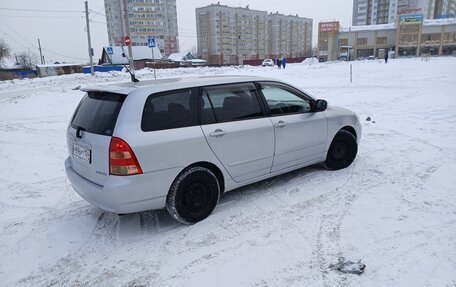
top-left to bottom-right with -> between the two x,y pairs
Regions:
65,76 -> 361,224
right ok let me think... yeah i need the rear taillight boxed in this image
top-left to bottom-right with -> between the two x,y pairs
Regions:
109,137 -> 142,176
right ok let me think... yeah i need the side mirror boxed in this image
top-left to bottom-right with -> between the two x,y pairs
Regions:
316,99 -> 328,112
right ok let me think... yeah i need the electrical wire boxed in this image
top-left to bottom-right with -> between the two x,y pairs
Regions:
89,8 -> 106,17
89,7 -> 106,20
0,7 -> 84,13
0,29 -> 29,50
0,19 -> 88,61
0,14 -> 84,19
90,20 -> 107,25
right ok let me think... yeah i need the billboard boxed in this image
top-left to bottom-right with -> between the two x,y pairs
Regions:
399,14 -> 424,24
398,8 -> 423,15
319,22 -> 339,33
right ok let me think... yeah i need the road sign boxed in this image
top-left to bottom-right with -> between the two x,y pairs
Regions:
106,47 -> 113,54
148,37 -> 156,48
124,36 -> 131,46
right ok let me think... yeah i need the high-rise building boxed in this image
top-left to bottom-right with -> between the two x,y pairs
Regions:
196,3 -> 312,65
427,0 -> 456,18
104,0 -> 179,56
352,0 -> 455,26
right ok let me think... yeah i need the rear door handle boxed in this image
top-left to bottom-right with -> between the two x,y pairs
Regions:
209,129 -> 227,137
275,121 -> 287,128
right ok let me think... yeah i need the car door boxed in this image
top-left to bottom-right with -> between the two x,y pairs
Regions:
258,82 -> 328,173
200,83 -> 275,183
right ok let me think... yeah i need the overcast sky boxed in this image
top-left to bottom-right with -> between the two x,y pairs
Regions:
0,0 -> 352,63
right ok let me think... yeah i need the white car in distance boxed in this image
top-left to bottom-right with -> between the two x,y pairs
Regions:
262,59 -> 275,67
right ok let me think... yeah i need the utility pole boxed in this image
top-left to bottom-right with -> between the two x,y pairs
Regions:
37,38 -> 44,64
85,1 -> 94,75
122,0 -> 135,78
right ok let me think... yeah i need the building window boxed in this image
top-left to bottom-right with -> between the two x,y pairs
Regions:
357,38 -> 368,45
400,24 -> 420,34
377,37 -> 387,45
339,38 -> 348,46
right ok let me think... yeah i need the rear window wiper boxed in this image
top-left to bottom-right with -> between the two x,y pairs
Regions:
76,126 -> 86,139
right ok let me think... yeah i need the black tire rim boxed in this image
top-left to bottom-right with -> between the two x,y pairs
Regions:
331,141 -> 349,160
182,181 -> 212,215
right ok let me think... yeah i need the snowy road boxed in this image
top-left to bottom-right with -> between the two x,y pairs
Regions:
1,58 -> 455,286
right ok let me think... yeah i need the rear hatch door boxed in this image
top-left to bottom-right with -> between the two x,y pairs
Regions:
67,91 -> 126,186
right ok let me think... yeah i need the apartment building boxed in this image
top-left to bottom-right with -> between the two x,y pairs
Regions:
104,0 -> 179,56
196,3 -> 312,65
353,0 -> 456,26
426,0 -> 456,18
268,13 -> 313,59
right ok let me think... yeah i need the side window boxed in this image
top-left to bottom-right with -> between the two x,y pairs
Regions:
260,84 -> 312,115
202,83 -> 263,124
141,88 -> 198,132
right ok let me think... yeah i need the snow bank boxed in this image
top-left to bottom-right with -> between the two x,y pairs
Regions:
302,57 -> 319,65
1,57 -> 456,287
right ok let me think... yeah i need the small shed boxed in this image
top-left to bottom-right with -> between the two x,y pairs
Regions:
168,52 -> 207,66
36,63 -> 82,77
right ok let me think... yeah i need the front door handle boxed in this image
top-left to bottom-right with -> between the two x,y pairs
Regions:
209,129 -> 227,137
275,121 -> 287,128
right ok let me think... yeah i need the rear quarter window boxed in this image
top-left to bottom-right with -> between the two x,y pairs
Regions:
71,92 -> 126,136
141,88 -> 199,132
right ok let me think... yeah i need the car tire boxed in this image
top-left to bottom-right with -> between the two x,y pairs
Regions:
166,166 -> 220,225
323,130 -> 358,170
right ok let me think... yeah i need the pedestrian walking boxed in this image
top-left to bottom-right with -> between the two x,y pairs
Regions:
384,50 -> 389,64
277,58 -> 282,69
282,57 -> 287,69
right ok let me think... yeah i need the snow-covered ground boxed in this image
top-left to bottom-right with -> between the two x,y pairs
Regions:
1,57 -> 455,287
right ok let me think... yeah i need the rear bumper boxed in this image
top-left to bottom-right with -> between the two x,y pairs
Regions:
65,157 -> 180,214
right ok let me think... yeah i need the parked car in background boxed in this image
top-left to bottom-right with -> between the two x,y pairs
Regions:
367,55 -> 376,60
65,76 -> 361,224
262,59 -> 274,67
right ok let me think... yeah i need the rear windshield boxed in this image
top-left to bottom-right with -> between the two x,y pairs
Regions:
71,92 -> 126,136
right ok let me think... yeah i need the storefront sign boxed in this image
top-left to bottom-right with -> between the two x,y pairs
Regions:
436,14 -> 455,19
319,22 -> 340,33
399,14 -> 423,24
398,8 -> 423,15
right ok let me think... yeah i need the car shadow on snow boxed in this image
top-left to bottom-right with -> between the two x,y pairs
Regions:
83,164 -> 333,240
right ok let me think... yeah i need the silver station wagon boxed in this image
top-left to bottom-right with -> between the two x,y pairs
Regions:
65,76 -> 361,224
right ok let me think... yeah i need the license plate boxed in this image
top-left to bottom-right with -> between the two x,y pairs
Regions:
73,144 -> 91,163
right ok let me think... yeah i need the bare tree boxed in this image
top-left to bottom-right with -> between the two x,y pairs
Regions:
0,38 -> 11,63
15,50 -> 38,69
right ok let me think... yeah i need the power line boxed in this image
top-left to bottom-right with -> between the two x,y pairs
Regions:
41,47 -> 88,61
89,8 -> 106,17
89,7 -> 106,21
0,7 -> 83,13
0,19 -> 36,47
90,20 -> 107,25
0,29 -> 29,50
0,14 -> 83,19
0,19 -> 88,61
